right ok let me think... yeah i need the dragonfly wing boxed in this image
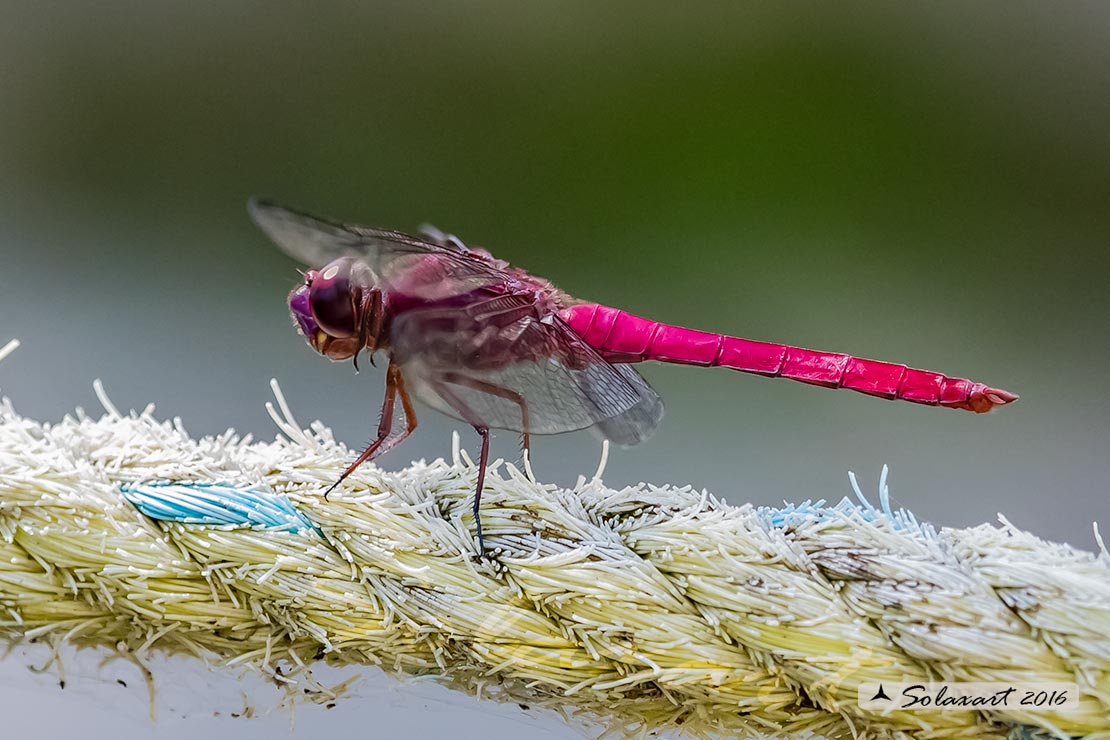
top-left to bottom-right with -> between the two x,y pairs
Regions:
249,198 -> 509,299
249,197 -> 366,267
590,363 -> 667,446
392,308 -> 664,446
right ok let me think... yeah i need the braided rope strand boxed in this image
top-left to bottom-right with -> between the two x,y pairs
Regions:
0,372 -> 1107,738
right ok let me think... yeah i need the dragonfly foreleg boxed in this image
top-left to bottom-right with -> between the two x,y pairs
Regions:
371,368 -> 418,459
324,361 -> 413,499
352,289 -> 385,373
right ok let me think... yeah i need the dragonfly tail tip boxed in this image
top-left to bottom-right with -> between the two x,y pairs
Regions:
987,387 -> 1019,406
967,385 -> 1020,413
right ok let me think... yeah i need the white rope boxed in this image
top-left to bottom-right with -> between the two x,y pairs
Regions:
0,342 -> 1107,739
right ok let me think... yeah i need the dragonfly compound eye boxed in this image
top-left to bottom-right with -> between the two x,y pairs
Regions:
287,283 -> 319,338
309,258 -> 358,338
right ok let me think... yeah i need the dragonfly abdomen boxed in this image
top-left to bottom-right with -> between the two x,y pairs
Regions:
561,303 -> 1017,413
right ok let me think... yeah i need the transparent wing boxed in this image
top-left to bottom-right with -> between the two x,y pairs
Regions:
249,198 -> 511,299
391,307 -> 663,446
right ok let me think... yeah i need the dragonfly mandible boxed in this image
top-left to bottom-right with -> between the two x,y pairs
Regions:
250,198 -> 1017,555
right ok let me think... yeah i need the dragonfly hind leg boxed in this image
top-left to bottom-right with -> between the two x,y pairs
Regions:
432,377 -> 532,558
324,362 -> 417,499
472,425 -> 491,555
439,371 -> 531,457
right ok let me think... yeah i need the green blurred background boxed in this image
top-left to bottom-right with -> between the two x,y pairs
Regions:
3,3 -> 1108,541
2,3 -> 1109,738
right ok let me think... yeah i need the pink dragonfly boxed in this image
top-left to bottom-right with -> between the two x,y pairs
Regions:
250,199 -> 1017,554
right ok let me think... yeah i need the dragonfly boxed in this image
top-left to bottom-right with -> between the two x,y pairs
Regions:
250,198 -> 1017,555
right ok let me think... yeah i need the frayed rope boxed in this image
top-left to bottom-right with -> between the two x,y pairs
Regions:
0,341 -> 1108,739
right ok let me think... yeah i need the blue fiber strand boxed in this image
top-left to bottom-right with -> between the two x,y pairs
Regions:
121,481 -> 319,535
760,493 -> 933,539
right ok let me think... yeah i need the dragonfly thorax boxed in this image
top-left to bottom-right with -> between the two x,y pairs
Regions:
288,256 -> 386,363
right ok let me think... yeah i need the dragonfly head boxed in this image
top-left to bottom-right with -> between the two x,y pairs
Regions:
289,257 -> 383,362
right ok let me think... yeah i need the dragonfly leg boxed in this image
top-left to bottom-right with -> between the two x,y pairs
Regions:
324,362 -> 413,499
472,425 -> 491,556
430,379 -> 497,557
370,369 -> 418,459
352,289 -> 385,373
439,372 -> 531,458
